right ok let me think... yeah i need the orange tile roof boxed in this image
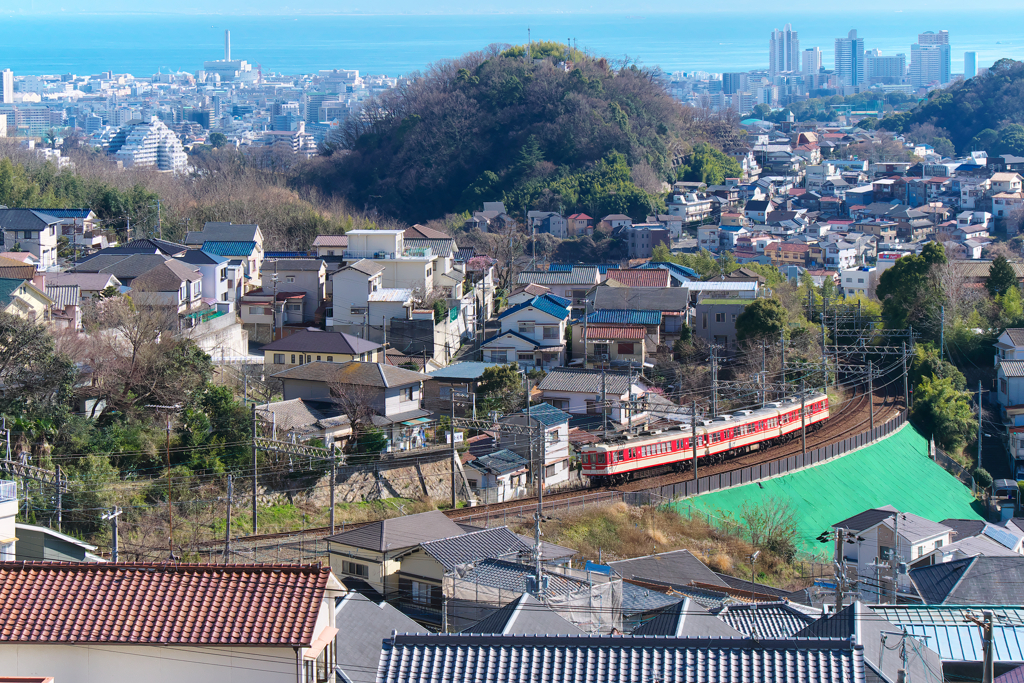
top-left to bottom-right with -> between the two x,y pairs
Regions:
605,269 -> 670,288
0,562 -> 330,645
584,325 -> 646,340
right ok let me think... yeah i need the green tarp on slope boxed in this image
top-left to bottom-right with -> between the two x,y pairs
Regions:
670,424 -> 983,556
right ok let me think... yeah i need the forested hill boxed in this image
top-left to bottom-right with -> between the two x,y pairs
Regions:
880,58 -> 1024,156
306,42 -> 727,224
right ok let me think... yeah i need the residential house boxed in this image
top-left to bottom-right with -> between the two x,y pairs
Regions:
462,448 -> 530,504
261,258 -> 327,325
647,214 -> 686,238
0,479 -> 14,560
697,225 -> 720,252
527,211 -> 568,238
45,272 -> 121,299
462,592 -> 583,635
254,398 -> 352,446
578,324 -> 646,369
342,230 -> 446,295
130,260 -> 204,314
423,361 -> 504,417
13,521 -> 102,562
666,192 -> 714,223
0,209 -> 60,269
333,587 -> 422,683
73,252 -> 176,287
45,283 -> 81,331
600,214 -> 632,231
831,506 -> 954,601
989,172 -> 1024,195
312,234 -> 349,261
840,267 -> 877,298
483,294 -> 570,369
173,249 -> 242,309
272,361 -> 432,449
464,202 -> 515,233
0,562 -> 342,683
908,556 -> 1024,606
997,360 -> 1024,424
604,269 -> 670,289
624,224 -> 670,259
576,309 -> 665,346
992,192 -> 1024,223
590,287 -> 689,339
240,288 -> 306,341
744,198 -> 776,224
765,241 -> 810,267
694,297 -> 748,353
566,213 -> 594,237
37,208 -> 116,251
506,283 -> 551,307
515,267 -> 601,312
329,259 -> 411,333
995,329 -> 1024,368
261,329 -> 383,373
184,221 -> 264,286
0,277 -> 52,323
500,402 -> 573,488
824,241 -> 859,270
537,367 -> 648,425
634,261 -> 698,286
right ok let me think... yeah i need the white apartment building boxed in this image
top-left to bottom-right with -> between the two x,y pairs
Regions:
343,229 -> 446,294
106,116 -> 188,173
841,266 -> 877,298
667,192 -> 714,223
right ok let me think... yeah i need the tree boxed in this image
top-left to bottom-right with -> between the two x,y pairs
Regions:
912,375 -> 976,450
477,363 -> 524,414
735,298 -> 787,341
875,242 -> 946,329
0,312 -> 76,424
986,255 -> 1018,297
207,132 -> 228,148
676,143 -> 743,186
736,262 -> 785,288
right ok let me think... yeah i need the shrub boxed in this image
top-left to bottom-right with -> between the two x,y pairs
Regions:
973,467 -> 993,488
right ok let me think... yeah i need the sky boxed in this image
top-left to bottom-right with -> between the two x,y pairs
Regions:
2,0 -> 1021,13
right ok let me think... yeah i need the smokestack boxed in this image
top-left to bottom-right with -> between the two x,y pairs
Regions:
225,30 -> 231,61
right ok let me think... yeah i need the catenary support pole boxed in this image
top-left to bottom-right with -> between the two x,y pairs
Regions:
978,380 -> 984,473
451,390 -> 458,509
165,415 -> 173,558
224,475 -> 232,563
869,361 -> 875,434
330,443 -> 337,535
692,400 -> 698,482
801,379 -> 806,456
903,342 -> 909,409
251,403 -> 258,536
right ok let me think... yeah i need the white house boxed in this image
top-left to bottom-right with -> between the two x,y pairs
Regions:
0,562 -> 343,683
697,225 -> 720,253
841,267 -> 877,298
0,209 -> 61,270
537,367 -> 649,425
173,249 -> 243,309
666,193 -> 714,223
824,241 -> 858,270
995,329 -> 1024,368
130,260 -> 204,314
997,360 -> 1024,425
499,402 -> 573,489
343,229 -> 448,296
483,294 -> 570,369
465,448 -> 530,504
0,479 -> 15,560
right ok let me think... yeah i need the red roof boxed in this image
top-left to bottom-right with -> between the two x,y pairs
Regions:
567,213 -> 593,220
604,269 -> 670,288
0,562 -> 330,645
788,188 -> 807,196
584,325 -> 646,340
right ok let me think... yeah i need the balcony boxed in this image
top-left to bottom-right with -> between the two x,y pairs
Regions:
343,246 -> 432,261
0,480 -> 15,503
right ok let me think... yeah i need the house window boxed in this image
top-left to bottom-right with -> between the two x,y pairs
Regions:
342,561 -> 368,578
286,276 -> 295,283
291,354 -> 296,364
490,350 -> 508,363
0,542 -> 13,561
702,313 -> 707,329
617,342 -> 634,355
715,313 -> 725,323
327,356 -> 333,362
543,326 -> 559,339
518,352 -> 535,362
1001,378 -> 1008,394
287,303 -> 302,312
274,354 -> 285,364
327,250 -> 335,256
403,387 -> 414,401
519,323 -> 535,336
593,343 -> 609,358
316,355 -> 322,361
248,306 -> 263,315
351,306 -> 367,315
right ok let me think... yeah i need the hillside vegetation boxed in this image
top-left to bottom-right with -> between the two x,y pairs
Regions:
306,42 -> 726,223
880,58 -> 1024,155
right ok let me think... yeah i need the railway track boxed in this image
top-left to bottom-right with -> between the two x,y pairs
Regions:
199,386 -> 906,549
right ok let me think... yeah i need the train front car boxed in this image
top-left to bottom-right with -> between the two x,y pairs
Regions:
580,430 -> 695,486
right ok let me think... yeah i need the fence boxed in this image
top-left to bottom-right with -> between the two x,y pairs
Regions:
452,490 -> 624,528
621,409 -> 909,506
933,444 -> 974,489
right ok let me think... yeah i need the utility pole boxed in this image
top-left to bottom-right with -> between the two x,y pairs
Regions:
978,380 -> 984,473
711,346 -> 718,418
869,360 -> 875,434
891,513 -> 900,603
966,611 -> 996,683
601,370 -> 608,440
940,305 -> 945,361
251,403 -> 258,536
692,400 -> 698,481
525,375 -> 534,490
55,466 -> 62,532
165,415 -> 173,558
329,443 -> 337,535
801,379 -> 807,456
902,342 -> 909,409
224,475 -> 232,563
102,507 -> 122,562
450,389 -> 458,509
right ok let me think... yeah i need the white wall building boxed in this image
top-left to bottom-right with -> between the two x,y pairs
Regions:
106,116 -> 188,172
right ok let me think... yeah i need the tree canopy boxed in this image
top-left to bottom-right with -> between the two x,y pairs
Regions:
875,242 -> 947,329
986,255 -> 1018,297
735,298 -> 787,341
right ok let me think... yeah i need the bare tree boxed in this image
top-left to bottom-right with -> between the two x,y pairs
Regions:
931,260 -> 982,322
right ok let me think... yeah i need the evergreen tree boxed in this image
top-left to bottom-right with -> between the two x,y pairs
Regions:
986,255 -> 1018,296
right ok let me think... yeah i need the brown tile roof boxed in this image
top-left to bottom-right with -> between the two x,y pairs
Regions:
312,234 -> 349,248
583,325 -> 646,340
404,224 -> 451,239
605,269 -> 670,288
0,562 -> 330,645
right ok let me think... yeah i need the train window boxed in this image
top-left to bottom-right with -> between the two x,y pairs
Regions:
583,453 -> 590,464
598,453 -> 606,464
615,451 -> 624,462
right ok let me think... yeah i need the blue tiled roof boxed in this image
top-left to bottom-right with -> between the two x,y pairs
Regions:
265,250 -> 311,258
481,329 -> 552,349
548,263 -> 616,274
467,449 -> 530,476
521,402 -> 570,426
27,208 -> 92,219
202,240 -> 257,256
579,310 -> 662,326
637,262 -> 699,280
498,294 -> 570,321
428,361 -> 504,380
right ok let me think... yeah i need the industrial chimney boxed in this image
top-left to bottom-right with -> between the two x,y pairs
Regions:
225,30 -> 231,61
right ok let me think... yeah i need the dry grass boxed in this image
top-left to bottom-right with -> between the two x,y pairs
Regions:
516,501 -> 809,591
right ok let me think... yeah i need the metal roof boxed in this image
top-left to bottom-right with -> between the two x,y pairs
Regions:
453,558 -> 589,597
419,526 -> 532,571
581,310 -> 663,326
686,281 -> 759,291
833,506 -> 899,533
609,550 -> 727,588
461,593 -> 583,635
872,605 -> 1024,663
367,288 -> 413,302
1002,361 -> 1024,378
201,240 -> 257,257
497,294 -> 571,321
376,633 -> 869,683
537,368 -> 633,395
910,556 -> 1024,605
620,581 -> 684,615
45,284 -> 80,308
711,602 -> 816,639
403,238 -> 454,258
466,449 -> 529,476
518,402 -> 570,427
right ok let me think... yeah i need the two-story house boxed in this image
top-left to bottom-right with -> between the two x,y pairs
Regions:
343,230 -> 442,295
312,234 -> 348,263
574,322 -> 646,368
667,192 -> 714,223
537,368 -> 648,425
0,209 -> 60,270
499,402 -> 573,488
482,294 -> 570,370
261,258 -> 327,325
262,329 -> 383,374
0,277 -> 52,323
173,249 -> 243,309
825,241 -> 859,270
697,225 -> 720,253
989,172 -> 1024,195
130,260 -> 204,313
600,214 -> 632,231
515,267 -> 600,316
566,213 -> 594,237
527,211 -> 568,239
841,267 -> 877,298
184,221 -> 264,287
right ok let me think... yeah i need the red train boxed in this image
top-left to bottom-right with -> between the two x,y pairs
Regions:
580,393 -> 830,485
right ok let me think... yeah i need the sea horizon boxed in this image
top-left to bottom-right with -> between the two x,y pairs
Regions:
1,11 -> 1022,78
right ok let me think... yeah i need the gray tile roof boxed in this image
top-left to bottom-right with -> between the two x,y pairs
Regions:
466,449 -> 529,476
254,399 -> 350,435
419,526 -> 532,571
537,368 -> 633,395
404,238 -> 454,258
261,329 -> 381,355
461,593 -> 583,635
910,556 -> 1024,605
939,518 -> 987,541
453,558 -> 590,597
593,286 -> 689,313
633,597 -> 741,637
75,253 -> 172,280
711,602 -> 816,639
880,512 -> 951,542
375,633 -> 869,683
344,259 -> 386,276
0,208 -> 62,231
326,510 -> 465,552
46,272 -> 121,291
1005,329 -> 1024,346
131,259 -> 202,292
272,361 -> 430,388
515,534 -> 576,562
516,267 -> 599,286
620,581 -> 684,615
263,257 -> 326,272
1002,361 -> 1024,378
335,590 -> 422,683
45,284 -> 80,308
609,550 -> 728,588
833,506 -> 898,533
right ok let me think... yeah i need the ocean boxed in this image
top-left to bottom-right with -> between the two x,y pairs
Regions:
1,11 -> 1023,78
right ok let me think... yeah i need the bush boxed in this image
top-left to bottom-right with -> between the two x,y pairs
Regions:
973,467 -> 993,488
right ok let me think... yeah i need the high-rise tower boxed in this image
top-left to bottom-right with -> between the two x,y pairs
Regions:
769,24 -> 800,77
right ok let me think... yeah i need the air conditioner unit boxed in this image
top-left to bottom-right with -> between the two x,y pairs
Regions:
600,354 -> 609,360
